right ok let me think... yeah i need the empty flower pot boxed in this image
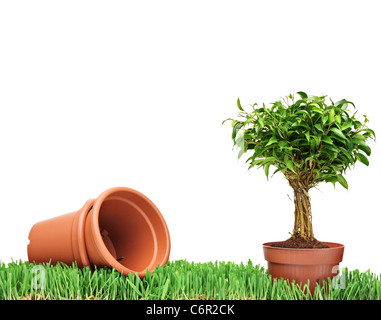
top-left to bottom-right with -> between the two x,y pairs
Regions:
263,242 -> 345,293
27,187 -> 171,278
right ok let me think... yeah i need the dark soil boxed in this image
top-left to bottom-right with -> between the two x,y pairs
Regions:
270,237 -> 330,249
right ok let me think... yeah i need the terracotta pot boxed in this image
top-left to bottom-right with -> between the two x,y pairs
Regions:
263,242 -> 344,293
27,187 -> 171,278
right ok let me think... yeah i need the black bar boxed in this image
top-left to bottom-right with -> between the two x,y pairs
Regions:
2,299 -> 379,318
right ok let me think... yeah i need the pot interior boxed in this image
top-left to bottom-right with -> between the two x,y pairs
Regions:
97,196 -> 157,273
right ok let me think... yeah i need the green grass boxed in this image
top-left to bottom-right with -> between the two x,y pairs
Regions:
1,260 -> 380,300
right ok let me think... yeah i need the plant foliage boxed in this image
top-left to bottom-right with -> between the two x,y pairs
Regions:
225,92 -> 375,189
224,92 -> 375,239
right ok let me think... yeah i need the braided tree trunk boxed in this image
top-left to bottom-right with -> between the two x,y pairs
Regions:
288,178 -> 314,240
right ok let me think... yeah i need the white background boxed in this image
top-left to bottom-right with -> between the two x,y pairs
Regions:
1,1 -> 380,274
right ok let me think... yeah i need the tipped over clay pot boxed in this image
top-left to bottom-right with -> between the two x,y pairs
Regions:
263,242 -> 344,293
27,187 -> 171,278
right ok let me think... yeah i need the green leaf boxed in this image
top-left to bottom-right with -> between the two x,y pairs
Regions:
222,118 -> 234,125
262,156 -> 278,164
266,136 -> 278,147
309,102 -> 322,109
351,133 -> 366,140
305,132 -> 310,143
337,174 -> 348,189
325,176 -> 338,186
338,147 -> 354,163
237,97 -> 244,111
330,127 -> 346,140
264,162 -> 271,180
313,135 -> 321,147
295,110 -> 310,117
243,116 -> 254,125
271,167 -> 283,178
248,159 -> 264,169
258,117 -> 264,128
335,99 -> 355,109
279,140 -> 287,149
341,121 -> 352,131
284,156 -> 296,173
238,147 -> 245,159
297,91 -> 308,99
358,144 -> 371,156
351,139 -> 370,153
362,128 -> 376,138
312,107 -> 323,114
315,123 -> 323,132
329,109 -> 335,124
322,115 -> 328,125
323,144 -> 340,153
354,153 -> 369,166
335,114 -> 341,126
321,136 -> 334,145
286,161 -> 295,173
232,122 -> 243,140
320,147 -> 336,160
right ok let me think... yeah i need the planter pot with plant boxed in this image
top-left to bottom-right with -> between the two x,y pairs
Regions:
224,92 -> 375,292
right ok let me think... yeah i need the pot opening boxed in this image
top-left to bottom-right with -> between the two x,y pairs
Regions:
97,195 -> 157,273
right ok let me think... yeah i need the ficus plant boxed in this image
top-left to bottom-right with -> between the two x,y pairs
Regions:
224,92 -> 376,242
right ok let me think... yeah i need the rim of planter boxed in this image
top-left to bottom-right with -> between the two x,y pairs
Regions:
72,199 -> 95,270
263,241 -> 345,265
88,186 -> 171,277
263,241 -> 345,250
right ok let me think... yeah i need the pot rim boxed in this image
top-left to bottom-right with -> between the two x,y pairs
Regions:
263,241 -> 345,265
73,199 -> 95,269
89,186 -> 170,276
263,241 -> 345,251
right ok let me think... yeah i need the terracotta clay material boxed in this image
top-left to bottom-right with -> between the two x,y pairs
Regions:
27,187 -> 171,277
263,241 -> 344,293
